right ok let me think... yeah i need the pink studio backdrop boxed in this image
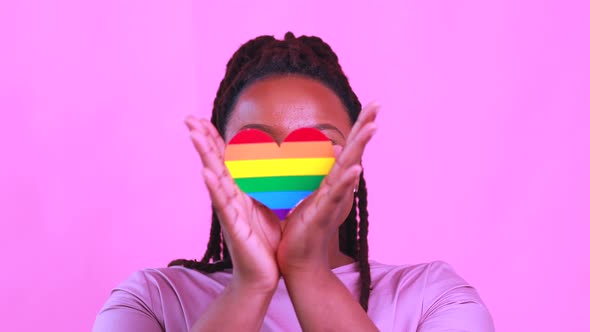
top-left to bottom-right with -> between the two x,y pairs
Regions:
1,1 -> 588,331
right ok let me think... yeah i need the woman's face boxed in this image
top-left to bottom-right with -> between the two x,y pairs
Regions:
225,75 -> 357,232
225,75 -> 353,149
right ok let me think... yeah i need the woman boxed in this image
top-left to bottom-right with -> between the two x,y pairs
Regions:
93,32 -> 494,331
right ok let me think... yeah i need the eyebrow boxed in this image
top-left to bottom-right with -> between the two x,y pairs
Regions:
239,123 -> 345,140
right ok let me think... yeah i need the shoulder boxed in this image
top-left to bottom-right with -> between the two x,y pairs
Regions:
369,260 -> 463,289
370,260 -> 477,295
96,267 -> 195,318
93,267 -> 231,332
370,260 -> 495,331
111,267 -> 193,302
110,266 -> 231,309
116,265 -> 231,292
93,268 -> 174,332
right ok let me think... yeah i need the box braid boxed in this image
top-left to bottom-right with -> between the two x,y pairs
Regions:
169,32 -> 372,311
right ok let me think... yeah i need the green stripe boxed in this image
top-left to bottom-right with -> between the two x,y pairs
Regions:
234,175 -> 324,193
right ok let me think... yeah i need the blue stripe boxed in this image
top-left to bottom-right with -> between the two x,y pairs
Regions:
248,191 -> 313,209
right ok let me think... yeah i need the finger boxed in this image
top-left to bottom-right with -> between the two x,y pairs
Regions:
338,122 -> 378,167
202,167 -> 249,238
202,168 -> 239,226
185,116 -> 225,158
336,102 -> 379,167
323,123 -> 376,187
215,169 -> 260,242
347,102 -> 380,143
303,165 -> 362,226
189,121 -> 245,211
198,118 -> 226,156
189,128 -> 224,171
325,164 -> 362,203
184,115 -> 200,131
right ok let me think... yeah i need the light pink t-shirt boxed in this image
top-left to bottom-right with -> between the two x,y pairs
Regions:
93,260 -> 494,331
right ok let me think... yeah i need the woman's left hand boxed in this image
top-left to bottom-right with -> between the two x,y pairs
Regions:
277,102 -> 379,275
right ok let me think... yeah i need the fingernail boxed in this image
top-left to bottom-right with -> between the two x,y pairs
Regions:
370,124 -> 378,135
367,100 -> 381,109
185,116 -> 199,130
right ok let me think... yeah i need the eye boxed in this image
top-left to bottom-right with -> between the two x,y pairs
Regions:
326,136 -> 343,146
319,132 -> 340,145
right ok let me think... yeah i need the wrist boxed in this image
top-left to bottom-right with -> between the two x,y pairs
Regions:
278,247 -> 332,278
228,276 -> 278,298
281,263 -> 333,284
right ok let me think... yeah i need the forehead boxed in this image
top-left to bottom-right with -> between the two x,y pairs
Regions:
225,75 -> 351,141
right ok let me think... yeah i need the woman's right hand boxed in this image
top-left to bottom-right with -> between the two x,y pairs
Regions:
185,116 -> 281,293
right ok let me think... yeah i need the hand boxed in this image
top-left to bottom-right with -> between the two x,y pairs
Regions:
276,103 -> 380,275
185,116 -> 282,293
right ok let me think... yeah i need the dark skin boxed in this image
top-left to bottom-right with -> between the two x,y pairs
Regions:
186,75 -> 379,331
226,75 -> 357,270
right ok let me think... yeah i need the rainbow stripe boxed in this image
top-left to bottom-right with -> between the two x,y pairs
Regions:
224,128 -> 335,220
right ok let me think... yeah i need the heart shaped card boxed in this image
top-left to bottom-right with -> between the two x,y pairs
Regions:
224,128 -> 336,220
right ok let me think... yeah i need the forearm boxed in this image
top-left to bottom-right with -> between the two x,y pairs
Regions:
190,281 -> 275,332
283,268 -> 378,332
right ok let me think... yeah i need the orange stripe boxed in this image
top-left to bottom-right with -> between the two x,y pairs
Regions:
225,141 -> 334,161
225,142 -> 278,160
280,141 -> 334,159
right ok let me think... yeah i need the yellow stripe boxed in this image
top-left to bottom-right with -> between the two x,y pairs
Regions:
225,158 -> 335,178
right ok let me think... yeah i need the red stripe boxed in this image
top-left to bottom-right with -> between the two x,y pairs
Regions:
228,129 -> 275,144
283,128 -> 331,142
229,128 -> 331,144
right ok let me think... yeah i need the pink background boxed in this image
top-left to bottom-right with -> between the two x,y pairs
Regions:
1,1 -> 589,331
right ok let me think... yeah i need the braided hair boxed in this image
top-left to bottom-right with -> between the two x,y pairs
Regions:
169,32 -> 372,311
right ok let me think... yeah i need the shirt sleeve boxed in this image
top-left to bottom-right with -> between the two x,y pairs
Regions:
92,270 -> 164,332
417,261 -> 495,332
